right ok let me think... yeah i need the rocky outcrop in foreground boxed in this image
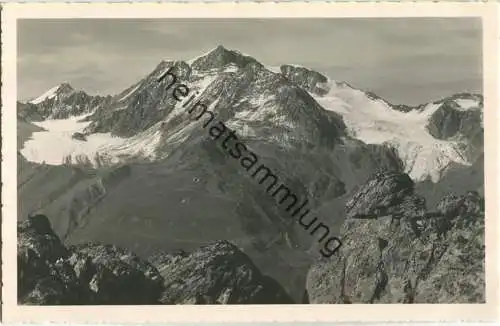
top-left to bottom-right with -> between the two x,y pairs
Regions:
18,215 -> 293,305
150,241 -> 294,304
306,171 -> 485,303
18,215 -> 163,305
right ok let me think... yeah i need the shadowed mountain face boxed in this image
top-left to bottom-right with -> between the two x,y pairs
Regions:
17,46 -> 484,303
280,64 -> 330,96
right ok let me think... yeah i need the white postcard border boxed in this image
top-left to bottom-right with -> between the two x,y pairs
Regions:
2,2 -> 499,323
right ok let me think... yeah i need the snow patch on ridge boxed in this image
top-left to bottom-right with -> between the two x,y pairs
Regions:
30,85 -> 63,104
165,75 -> 218,121
229,94 -> 296,131
20,113 -> 162,166
455,98 -> 480,111
265,66 -> 281,74
313,83 -> 475,182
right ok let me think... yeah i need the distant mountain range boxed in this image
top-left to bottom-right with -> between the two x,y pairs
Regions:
17,45 -> 484,302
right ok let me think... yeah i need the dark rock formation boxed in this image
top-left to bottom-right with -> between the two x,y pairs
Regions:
306,172 -> 485,303
82,60 -> 191,138
71,132 -> 87,141
345,171 -> 423,219
20,84 -> 111,121
426,94 -> 483,141
424,95 -> 483,166
18,215 -> 293,305
18,214 -> 164,305
17,101 -> 44,122
18,215 -> 88,304
280,64 -> 330,95
149,241 -> 294,304
69,243 -> 164,304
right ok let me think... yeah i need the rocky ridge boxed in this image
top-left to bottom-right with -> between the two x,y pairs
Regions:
306,171 -> 485,303
20,83 -> 111,121
279,64 -> 330,95
425,94 -> 483,163
150,241 -> 294,304
18,214 -> 293,305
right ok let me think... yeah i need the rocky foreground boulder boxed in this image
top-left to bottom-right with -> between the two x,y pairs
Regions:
18,214 -> 85,304
18,215 -> 293,304
18,215 -> 163,304
149,241 -> 294,304
306,171 -> 485,303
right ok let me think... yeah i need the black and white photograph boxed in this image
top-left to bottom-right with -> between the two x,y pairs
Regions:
15,16 -> 487,305
3,3 -> 498,322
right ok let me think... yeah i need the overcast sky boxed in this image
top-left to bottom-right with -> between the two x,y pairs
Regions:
18,18 -> 482,105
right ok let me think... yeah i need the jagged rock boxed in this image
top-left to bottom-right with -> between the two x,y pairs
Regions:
149,241 -> 294,304
71,132 -> 87,141
18,215 -> 293,305
19,257 -> 91,305
22,83 -> 111,120
426,95 -> 483,144
18,215 -> 164,305
345,171 -> 421,219
306,174 -> 485,303
18,214 -> 69,264
436,191 -> 484,218
17,215 -> 88,304
83,60 -> 191,137
71,242 -> 164,304
280,64 -> 330,95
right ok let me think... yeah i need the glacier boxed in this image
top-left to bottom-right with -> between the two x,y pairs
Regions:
312,82 -> 480,182
20,113 -> 162,166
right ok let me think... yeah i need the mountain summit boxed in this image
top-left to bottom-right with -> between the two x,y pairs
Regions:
190,45 -> 259,71
29,83 -> 75,104
22,82 -> 110,121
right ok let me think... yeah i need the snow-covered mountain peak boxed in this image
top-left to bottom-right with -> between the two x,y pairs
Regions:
22,82 -> 110,122
30,83 -> 75,104
190,45 -> 259,72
